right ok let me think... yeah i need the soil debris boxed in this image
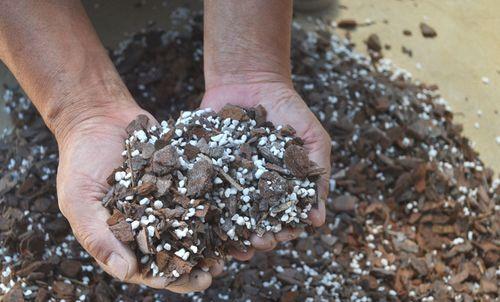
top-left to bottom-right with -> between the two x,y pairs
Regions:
337,19 -> 357,29
420,22 -> 437,38
365,33 -> 382,52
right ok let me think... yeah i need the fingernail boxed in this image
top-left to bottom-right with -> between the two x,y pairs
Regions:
108,252 -> 128,280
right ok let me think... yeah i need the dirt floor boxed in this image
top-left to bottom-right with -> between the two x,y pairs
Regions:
1,0 -> 499,173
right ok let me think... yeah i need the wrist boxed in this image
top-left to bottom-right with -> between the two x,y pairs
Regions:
202,80 -> 300,112
203,0 -> 293,91
204,69 -> 292,91
44,77 -> 138,145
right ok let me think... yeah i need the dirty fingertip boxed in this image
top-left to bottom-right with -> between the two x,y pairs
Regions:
189,270 -> 212,291
250,232 -> 277,251
230,247 -> 255,261
275,227 -> 303,242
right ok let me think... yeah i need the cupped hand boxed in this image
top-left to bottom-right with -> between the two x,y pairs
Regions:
55,103 -> 218,293
201,81 -> 332,260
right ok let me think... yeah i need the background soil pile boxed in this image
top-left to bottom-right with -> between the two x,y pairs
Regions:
0,12 -> 498,302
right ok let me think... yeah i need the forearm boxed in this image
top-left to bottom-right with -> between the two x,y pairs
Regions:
0,0 -> 134,140
203,0 -> 293,89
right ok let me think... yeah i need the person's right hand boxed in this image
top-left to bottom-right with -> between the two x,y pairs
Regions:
202,81 -> 331,261
55,98 -> 218,293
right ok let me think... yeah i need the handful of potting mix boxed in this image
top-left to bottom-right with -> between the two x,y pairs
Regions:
102,104 -> 323,281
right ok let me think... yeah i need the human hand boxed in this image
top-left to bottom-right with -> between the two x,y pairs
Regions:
55,100 -> 218,293
201,80 -> 332,260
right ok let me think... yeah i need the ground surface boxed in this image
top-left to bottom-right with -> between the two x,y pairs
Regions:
1,3 -> 498,302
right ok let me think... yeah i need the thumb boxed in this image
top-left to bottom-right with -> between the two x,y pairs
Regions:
60,198 -> 137,281
305,127 -> 331,227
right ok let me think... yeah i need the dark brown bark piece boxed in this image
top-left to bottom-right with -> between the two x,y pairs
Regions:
159,206 -> 185,219
141,143 -> 156,159
337,19 -> 357,29
60,259 -> 82,278
239,143 -> 253,160
364,126 -> 391,147
265,162 -> 291,176
3,285 -> 24,302
137,182 -> 156,195
32,197 -> 52,212
279,124 -> 296,136
254,104 -> 267,127
372,97 -> 390,112
35,288 -> 49,302
186,160 -> 214,196
402,46 -> 413,57
184,144 -> 200,160
218,104 -> 249,121
167,256 -> 194,276
0,173 -> 17,195
332,195 -> 358,212
258,146 -> 281,165
109,220 -> 135,243
152,145 -> 180,174
420,22 -> 437,38
155,176 -> 172,197
366,34 -> 382,52
156,251 -> 172,270
284,145 -> 311,178
136,228 -> 153,254
15,261 -> 44,278
173,195 -> 191,208
106,209 -> 125,226
258,171 -> 288,201
479,276 -> 497,293
189,125 -> 211,141
407,120 -> 431,140
53,281 -> 75,300
126,114 -> 150,135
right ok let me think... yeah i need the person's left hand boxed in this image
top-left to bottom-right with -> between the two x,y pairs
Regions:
201,80 -> 331,260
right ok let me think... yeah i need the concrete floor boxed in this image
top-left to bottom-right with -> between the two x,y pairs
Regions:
329,0 -> 500,173
1,0 -> 499,172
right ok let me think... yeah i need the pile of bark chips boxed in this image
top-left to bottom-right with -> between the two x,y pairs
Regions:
104,106 -> 322,280
0,10 -> 498,302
